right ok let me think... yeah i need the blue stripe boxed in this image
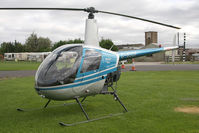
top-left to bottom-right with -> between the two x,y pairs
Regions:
36,76 -> 107,91
74,67 -> 117,82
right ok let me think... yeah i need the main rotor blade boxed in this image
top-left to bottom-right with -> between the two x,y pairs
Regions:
0,7 -> 85,11
98,10 -> 181,29
0,7 -> 181,29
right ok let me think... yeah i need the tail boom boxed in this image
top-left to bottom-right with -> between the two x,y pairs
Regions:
118,46 -> 178,61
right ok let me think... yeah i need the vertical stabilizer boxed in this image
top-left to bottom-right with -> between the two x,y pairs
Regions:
84,19 -> 99,47
172,34 -> 176,64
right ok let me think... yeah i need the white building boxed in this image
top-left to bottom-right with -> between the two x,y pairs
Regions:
4,52 -> 51,62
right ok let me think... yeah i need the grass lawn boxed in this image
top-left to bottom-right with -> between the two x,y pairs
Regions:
0,61 -> 40,71
0,71 -> 199,133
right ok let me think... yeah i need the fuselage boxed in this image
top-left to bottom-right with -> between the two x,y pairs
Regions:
35,44 -> 119,100
35,43 -> 178,101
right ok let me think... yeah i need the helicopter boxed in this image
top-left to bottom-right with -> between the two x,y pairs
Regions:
0,7 -> 180,126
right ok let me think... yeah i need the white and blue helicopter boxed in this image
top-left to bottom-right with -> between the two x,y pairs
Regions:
0,7 -> 180,126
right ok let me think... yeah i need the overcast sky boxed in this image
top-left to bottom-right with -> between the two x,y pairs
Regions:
0,0 -> 198,48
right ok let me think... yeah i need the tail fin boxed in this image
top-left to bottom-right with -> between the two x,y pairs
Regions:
172,34 -> 177,64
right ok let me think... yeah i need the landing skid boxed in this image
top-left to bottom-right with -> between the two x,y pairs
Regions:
59,91 -> 128,126
17,82 -> 128,126
59,112 -> 124,126
17,100 -> 76,112
17,99 -> 52,112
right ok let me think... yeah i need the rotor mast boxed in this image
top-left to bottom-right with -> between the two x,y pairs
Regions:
84,7 -> 100,47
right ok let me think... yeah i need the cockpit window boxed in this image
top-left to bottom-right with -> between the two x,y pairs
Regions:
80,49 -> 101,73
55,51 -> 78,70
36,46 -> 82,87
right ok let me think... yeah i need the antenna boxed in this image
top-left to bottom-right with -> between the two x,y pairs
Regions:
109,44 -> 114,51
183,33 -> 186,62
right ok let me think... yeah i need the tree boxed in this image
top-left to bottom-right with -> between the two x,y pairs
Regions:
0,41 -> 25,54
99,38 -> 118,51
24,33 -> 51,52
51,40 -> 67,51
51,38 -> 83,51
25,33 -> 38,52
0,42 -> 15,54
13,40 -> 25,52
37,37 -> 51,52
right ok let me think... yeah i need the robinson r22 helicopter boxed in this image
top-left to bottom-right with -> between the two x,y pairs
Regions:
0,7 -> 180,126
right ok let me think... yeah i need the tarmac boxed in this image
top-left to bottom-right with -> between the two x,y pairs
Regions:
0,62 -> 199,78
122,62 -> 199,72
0,70 -> 36,79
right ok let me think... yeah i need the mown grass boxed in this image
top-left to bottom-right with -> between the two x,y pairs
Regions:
0,71 -> 199,133
0,61 -> 40,71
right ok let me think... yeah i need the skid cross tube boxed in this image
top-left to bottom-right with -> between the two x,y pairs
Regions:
81,96 -> 87,103
44,99 -> 51,108
101,91 -> 128,112
75,97 -> 90,120
113,93 -> 128,112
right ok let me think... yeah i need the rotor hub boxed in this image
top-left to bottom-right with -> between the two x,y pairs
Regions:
84,7 -> 98,19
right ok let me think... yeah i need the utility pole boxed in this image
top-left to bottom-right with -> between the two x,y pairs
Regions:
183,33 -> 186,62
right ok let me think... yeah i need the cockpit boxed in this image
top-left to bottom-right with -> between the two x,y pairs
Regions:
35,44 -> 83,87
35,43 -> 119,89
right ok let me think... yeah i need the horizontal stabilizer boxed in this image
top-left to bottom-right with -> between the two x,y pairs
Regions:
118,46 -> 178,61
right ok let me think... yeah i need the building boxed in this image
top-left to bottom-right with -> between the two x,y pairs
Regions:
117,31 -> 192,62
186,49 -> 199,61
145,31 -> 158,46
192,54 -> 199,61
4,53 -> 15,61
117,31 -> 163,62
117,31 -> 158,52
165,50 -> 180,62
4,52 -> 51,62
135,43 -> 165,62
178,47 -> 199,61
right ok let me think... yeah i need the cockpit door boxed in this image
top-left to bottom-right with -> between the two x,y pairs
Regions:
76,48 -> 102,82
35,45 -> 83,87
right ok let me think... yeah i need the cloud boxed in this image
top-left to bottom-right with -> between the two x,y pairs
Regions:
0,0 -> 198,48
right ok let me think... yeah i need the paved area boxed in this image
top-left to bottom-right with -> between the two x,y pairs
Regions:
0,63 -> 199,78
131,62 -> 163,65
122,63 -> 199,72
0,70 -> 36,79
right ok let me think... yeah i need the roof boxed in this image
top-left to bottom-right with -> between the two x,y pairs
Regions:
143,43 -> 160,49
192,53 -> 199,56
117,44 -> 144,49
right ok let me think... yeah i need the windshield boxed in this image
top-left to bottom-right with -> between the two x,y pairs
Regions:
35,45 -> 82,87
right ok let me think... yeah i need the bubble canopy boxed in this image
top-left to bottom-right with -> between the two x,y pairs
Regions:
35,44 -> 83,87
